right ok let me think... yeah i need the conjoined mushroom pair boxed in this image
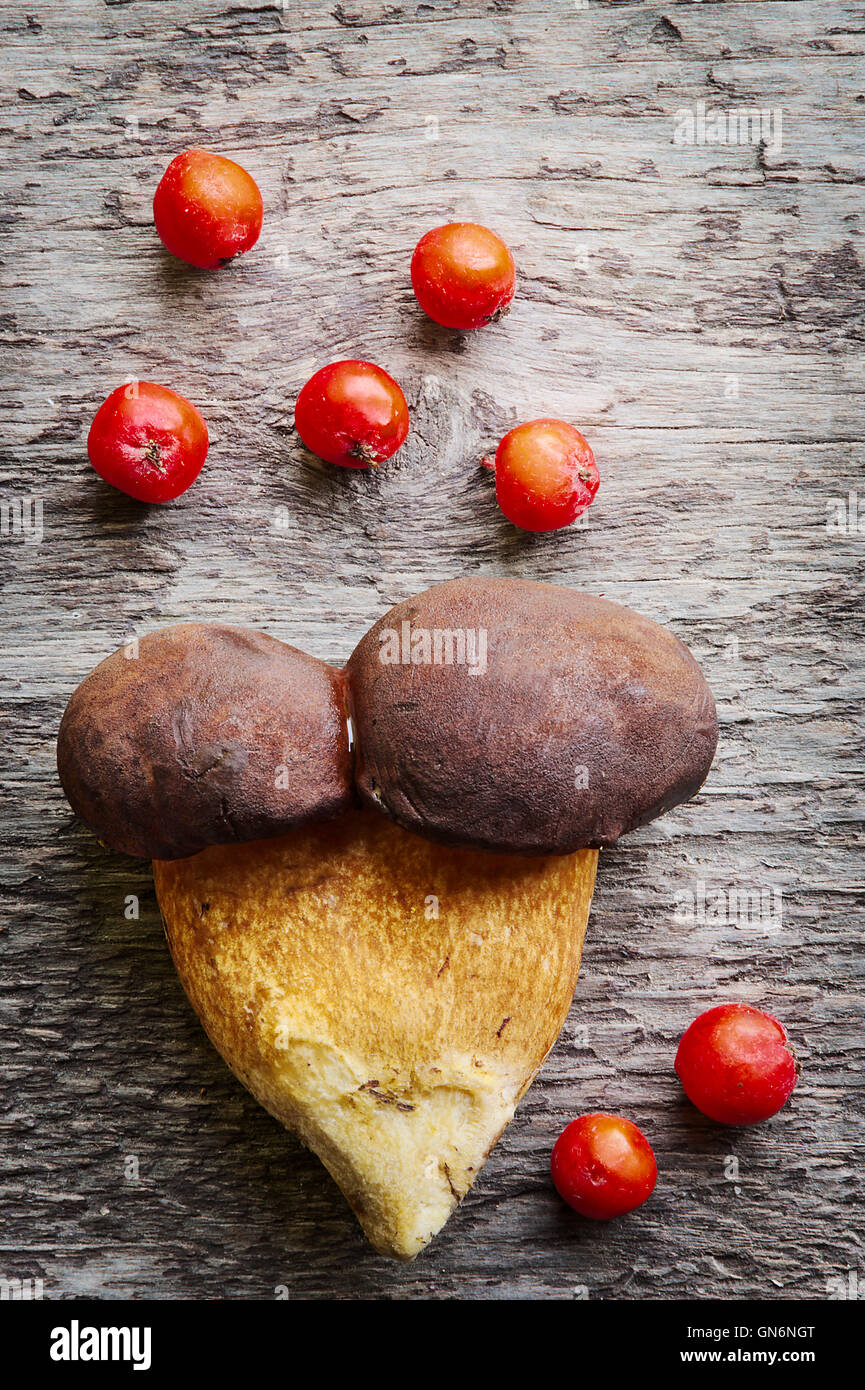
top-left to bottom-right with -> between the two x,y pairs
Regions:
57,578 -> 717,1259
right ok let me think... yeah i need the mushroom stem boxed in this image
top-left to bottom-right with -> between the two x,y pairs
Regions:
155,810 -> 598,1258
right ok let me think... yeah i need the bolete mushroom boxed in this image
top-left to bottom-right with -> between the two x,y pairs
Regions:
57,579 -> 717,1259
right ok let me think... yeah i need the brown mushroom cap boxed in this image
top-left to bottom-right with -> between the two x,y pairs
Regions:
57,623 -> 354,860
57,583 -> 718,862
345,577 -> 718,855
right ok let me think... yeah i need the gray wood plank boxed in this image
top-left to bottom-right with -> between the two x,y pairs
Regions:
0,0 -> 862,1300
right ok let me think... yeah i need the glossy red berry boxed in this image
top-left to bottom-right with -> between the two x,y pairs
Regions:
551,1113 -> 657,1220
493,418 -> 599,532
675,1004 -> 798,1126
87,382 -> 209,503
294,360 -> 409,469
153,149 -> 263,269
411,223 -> 515,330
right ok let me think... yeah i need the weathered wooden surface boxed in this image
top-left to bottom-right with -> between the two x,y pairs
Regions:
1,0 -> 863,1301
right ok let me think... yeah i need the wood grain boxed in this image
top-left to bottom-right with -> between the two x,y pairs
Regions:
0,0 -> 862,1300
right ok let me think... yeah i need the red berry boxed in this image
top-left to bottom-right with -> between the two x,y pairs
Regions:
153,149 -> 263,269
294,360 -> 409,469
494,418 -> 599,532
87,382 -> 209,503
675,1004 -> 798,1126
411,223 -> 515,330
551,1113 -> 657,1220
